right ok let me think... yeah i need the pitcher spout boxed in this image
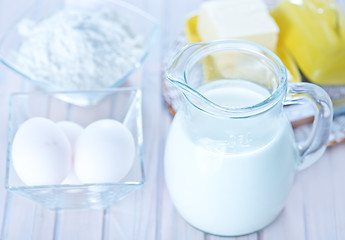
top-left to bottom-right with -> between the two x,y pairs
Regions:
165,39 -> 288,118
165,42 -> 207,87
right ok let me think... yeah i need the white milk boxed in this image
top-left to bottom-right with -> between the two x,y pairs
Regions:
164,80 -> 300,236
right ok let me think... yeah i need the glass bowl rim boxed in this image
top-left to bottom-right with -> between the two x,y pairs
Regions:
0,0 -> 160,91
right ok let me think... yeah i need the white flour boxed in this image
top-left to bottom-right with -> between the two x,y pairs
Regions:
14,8 -> 143,90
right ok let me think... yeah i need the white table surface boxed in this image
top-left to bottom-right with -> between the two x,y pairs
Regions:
1,0 -> 345,239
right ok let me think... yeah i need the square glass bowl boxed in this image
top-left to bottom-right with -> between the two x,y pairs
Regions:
0,0 -> 158,104
6,88 -> 144,210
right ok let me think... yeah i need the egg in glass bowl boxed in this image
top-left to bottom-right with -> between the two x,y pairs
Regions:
0,0 -> 159,105
6,88 -> 144,210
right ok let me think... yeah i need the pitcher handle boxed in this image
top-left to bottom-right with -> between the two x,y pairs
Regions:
284,82 -> 333,171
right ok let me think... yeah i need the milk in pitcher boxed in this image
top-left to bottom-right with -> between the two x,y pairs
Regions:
164,79 -> 299,236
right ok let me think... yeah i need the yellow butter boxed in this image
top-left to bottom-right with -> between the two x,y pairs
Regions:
197,0 -> 279,52
271,0 -> 345,85
184,15 -> 201,43
184,14 -> 301,82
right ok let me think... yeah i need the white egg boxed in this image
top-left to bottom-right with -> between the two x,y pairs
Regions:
12,117 -> 72,186
61,168 -> 82,185
74,119 -> 136,183
56,121 -> 83,152
57,121 -> 83,185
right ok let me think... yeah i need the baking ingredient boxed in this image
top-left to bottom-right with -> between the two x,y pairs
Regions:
61,169 -> 81,185
184,15 -> 200,43
186,1 -> 300,82
14,8 -> 144,90
12,117 -> 72,186
274,38 -> 301,82
57,121 -> 83,185
184,14 -> 300,82
11,117 -> 136,186
271,0 -> 345,84
74,119 -> 135,183
165,79 -> 298,236
56,121 -> 83,152
197,0 -> 279,51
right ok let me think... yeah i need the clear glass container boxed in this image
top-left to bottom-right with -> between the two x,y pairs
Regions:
0,0 -> 159,104
165,40 -> 333,236
6,88 -> 144,210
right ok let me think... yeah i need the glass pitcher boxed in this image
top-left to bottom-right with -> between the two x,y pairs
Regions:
164,40 -> 333,236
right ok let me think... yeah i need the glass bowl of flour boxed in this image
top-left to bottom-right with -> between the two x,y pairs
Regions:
0,0 -> 159,105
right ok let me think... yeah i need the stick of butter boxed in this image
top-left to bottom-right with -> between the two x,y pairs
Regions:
196,0 -> 282,83
197,0 -> 279,51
